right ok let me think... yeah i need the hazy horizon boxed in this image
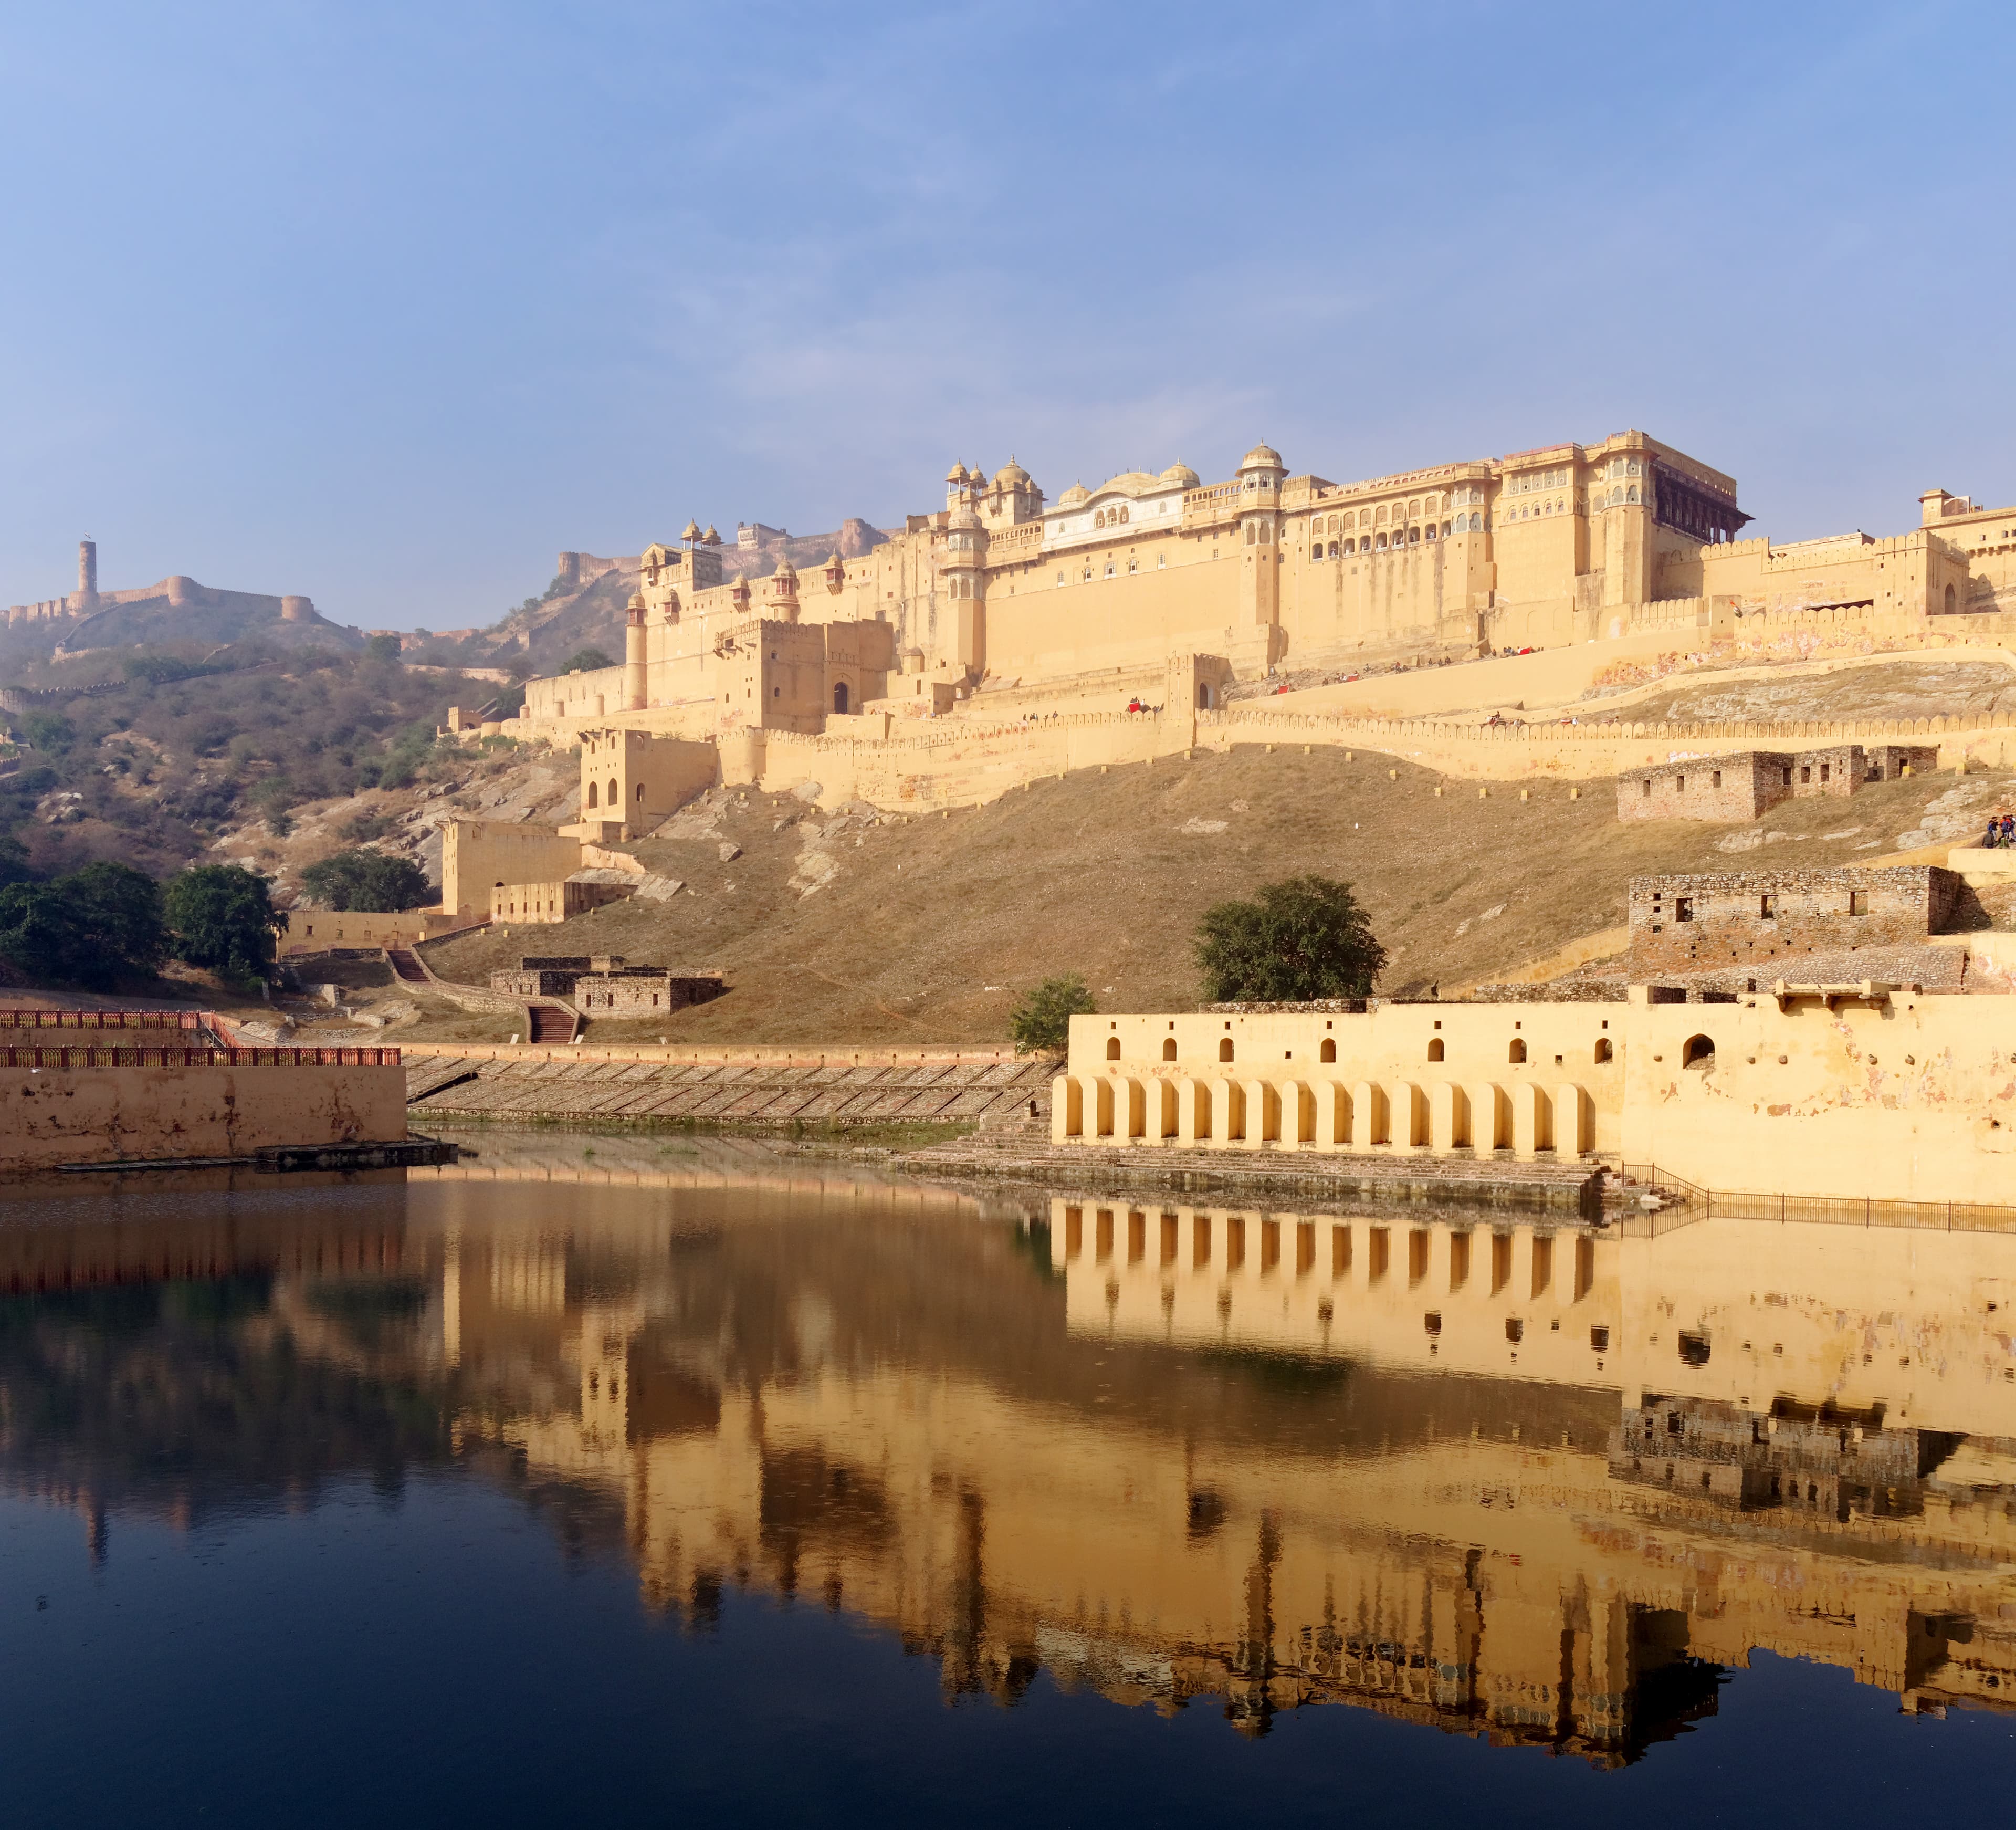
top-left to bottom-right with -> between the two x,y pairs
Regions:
4,1 -> 2013,633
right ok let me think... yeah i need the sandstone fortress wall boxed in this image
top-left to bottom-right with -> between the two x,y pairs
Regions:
476,430 -> 2016,819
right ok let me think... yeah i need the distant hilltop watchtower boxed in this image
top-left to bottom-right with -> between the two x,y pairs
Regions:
73,538 -> 99,614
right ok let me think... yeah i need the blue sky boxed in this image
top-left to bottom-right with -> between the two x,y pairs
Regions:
2,1 -> 2012,631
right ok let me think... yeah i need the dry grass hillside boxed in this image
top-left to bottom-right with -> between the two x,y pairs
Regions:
1587,656 -> 2016,725
419,745 -> 2016,1047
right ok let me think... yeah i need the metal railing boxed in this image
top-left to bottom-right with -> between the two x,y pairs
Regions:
1619,1162 -> 2016,1233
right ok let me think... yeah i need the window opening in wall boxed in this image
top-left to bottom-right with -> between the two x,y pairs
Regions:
1682,1033 -> 1716,1070
1676,776 -> 1685,794
1508,1038 -> 1526,1063
1162,1037 -> 1177,1060
1678,1332 -> 1712,1367
1219,1038 -> 1234,1062
1800,766 -> 1811,784
1594,1037 -> 1613,1064
1427,1037 -> 1444,1062
1320,1038 -> 1336,1063
1820,763 -> 1830,783
1641,778 -> 1651,797
1783,767 -> 1793,786
1590,1325 -> 1610,1352
1849,891 -> 1868,915
1760,894 -> 1776,918
1106,1037 -> 1120,1060
1674,897 -> 1693,922
1711,770 -> 1721,789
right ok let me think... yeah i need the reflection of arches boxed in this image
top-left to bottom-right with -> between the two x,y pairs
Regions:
1106,1036 -> 1121,1060
1594,1037 -> 1613,1064
586,781 -> 598,808
1427,1037 -> 1444,1062
833,681 -> 849,714
1219,1037 -> 1234,1062
1162,1037 -> 1177,1061
1508,1038 -> 1526,1063
1319,1038 -> 1336,1063
1682,1033 -> 1715,1070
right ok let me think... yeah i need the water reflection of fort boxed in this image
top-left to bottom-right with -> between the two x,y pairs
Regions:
2,1141 -> 2013,1762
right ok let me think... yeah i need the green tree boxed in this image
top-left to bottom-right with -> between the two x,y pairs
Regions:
1009,974 -> 1097,1054
300,848 -> 432,912
365,633 -> 404,663
165,865 -> 286,982
19,709 -> 76,754
1193,875 -> 1387,1003
0,861 -> 167,987
560,647 -> 615,674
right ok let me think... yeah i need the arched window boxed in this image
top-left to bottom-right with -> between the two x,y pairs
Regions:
608,778 -> 618,808
1408,526 -> 1420,544
1198,682 -> 1212,709
1376,532 -> 1388,550
833,682 -> 849,714
635,782 -> 645,802
1119,505 -> 1129,524
1219,1038 -> 1234,1062
585,781 -> 597,808
1682,1034 -> 1715,1070
1106,1036 -> 1121,1060
1946,583 -> 1958,613
1328,541 -> 1339,558
1377,505 -> 1390,525
1470,513 -> 1482,531
1162,1037 -> 1177,1061
1319,1038 -> 1336,1063
1094,510 -> 1105,529
1327,515 -> 1339,534
1626,485 -> 1640,504
1408,498 -> 1420,518
1427,1037 -> 1444,1062
1508,1038 -> 1526,1063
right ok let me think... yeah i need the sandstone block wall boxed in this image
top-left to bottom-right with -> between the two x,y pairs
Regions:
574,972 -> 725,1017
1627,865 -> 1958,976
1616,751 -> 1789,822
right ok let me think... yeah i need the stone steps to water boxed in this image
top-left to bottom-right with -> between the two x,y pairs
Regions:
406,1053 -> 1055,1126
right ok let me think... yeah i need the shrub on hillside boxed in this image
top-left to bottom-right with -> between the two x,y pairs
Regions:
560,647 -> 615,674
0,861 -> 167,987
365,634 -> 404,663
1194,875 -> 1387,1004
165,864 -> 286,982
300,849 -> 432,913
1009,974 -> 1097,1054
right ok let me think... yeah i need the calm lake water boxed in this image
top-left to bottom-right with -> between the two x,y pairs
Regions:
3,1132 -> 2013,1826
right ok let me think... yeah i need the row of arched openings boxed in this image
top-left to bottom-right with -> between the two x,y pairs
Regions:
1102,1034 -> 1618,1065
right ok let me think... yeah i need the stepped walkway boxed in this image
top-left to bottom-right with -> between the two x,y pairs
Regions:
404,1050 -> 1054,1126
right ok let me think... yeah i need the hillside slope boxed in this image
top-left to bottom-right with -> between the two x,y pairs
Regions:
421,745 -> 2016,1045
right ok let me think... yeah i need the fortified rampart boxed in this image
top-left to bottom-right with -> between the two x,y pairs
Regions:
0,1010 -> 410,1170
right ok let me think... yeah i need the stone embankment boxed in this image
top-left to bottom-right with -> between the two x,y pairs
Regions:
891,1126 -> 1602,1215
403,1047 -> 1055,1125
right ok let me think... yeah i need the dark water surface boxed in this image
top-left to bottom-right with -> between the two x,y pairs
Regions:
2,1136 -> 2012,1826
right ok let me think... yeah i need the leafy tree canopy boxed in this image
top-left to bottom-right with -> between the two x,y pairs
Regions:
0,861 -> 167,987
165,865 -> 286,981
560,647 -> 615,674
1193,875 -> 1387,1004
300,848 -> 432,913
1008,974 -> 1097,1054
365,633 -> 404,663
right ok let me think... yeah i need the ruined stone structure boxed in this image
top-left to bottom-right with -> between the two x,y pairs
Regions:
1616,744 -> 1940,822
1626,865 -> 1960,979
487,956 -> 723,1016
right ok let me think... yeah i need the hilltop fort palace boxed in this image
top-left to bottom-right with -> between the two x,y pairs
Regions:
507,430 -> 2015,757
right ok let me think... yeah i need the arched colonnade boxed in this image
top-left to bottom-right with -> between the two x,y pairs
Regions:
1052,1073 -> 1593,1160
